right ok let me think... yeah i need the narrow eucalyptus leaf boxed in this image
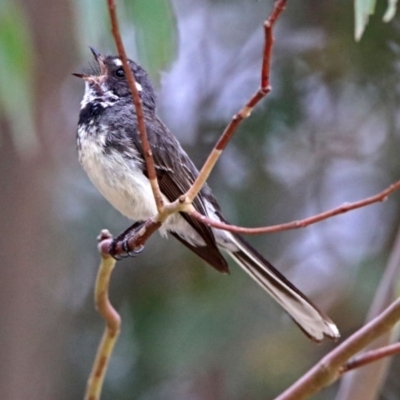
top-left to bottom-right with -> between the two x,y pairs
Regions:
383,0 -> 398,22
0,0 -> 36,155
124,0 -> 177,80
354,0 -> 377,41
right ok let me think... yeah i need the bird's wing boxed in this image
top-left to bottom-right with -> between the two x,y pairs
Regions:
125,112 -> 229,273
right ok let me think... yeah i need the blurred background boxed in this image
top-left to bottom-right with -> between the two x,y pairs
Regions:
1,0 -> 400,399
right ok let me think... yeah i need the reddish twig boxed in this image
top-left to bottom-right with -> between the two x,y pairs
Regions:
340,342 -> 400,373
274,297 -> 400,400
183,0 -> 287,204
85,231 -> 120,400
334,225 -> 400,400
189,178 -> 400,235
107,0 -> 164,212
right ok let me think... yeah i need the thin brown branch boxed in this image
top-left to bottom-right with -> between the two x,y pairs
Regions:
340,342 -> 400,373
107,0 -> 164,212
85,231 -> 120,400
334,224 -> 400,400
183,0 -> 287,204
274,297 -> 400,400
189,178 -> 400,235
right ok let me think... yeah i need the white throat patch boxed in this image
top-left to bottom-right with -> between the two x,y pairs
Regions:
80,81 -> 119,109
81,82 -> 97,108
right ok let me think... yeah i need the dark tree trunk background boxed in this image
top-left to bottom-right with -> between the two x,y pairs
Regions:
0,0 -> 77,398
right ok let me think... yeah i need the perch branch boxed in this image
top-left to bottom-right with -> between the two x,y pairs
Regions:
85,231 -> 121,400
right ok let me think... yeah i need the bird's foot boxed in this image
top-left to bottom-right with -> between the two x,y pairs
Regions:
122,239 -> 145,257
109,222 -> 146,260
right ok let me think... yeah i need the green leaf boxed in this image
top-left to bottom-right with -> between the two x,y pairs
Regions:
354,0 -> 376,41
383,0 -> 398,22
73,0 -> 177,81
354,0 -> 398,41
0,0 -> 36,155
124,0 -> 177,80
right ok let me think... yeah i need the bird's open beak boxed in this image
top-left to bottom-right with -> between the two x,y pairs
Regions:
72,47 -> 106,80
72,72 -> 89,79
90,46 -> 107,75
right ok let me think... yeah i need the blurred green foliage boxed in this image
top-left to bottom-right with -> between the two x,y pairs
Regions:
0,0 -> 35,154
74,0 -> 176,80
354,0 -> 398,40
125,0 -> 177,78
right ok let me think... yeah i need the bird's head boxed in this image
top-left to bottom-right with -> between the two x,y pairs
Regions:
73,47 -> 156,110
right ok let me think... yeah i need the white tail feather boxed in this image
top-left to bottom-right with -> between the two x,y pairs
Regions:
225,234 -> 339,342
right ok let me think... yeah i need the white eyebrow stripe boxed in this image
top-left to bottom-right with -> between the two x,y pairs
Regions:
135,82 -> 143,92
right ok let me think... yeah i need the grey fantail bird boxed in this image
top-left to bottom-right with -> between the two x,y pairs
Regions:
74,48 -> 339,342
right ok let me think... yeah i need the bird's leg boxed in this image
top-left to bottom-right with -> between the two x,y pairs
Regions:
110,221 -> 146,260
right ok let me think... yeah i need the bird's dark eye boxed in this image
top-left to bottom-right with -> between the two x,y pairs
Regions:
114,68 -> 125,78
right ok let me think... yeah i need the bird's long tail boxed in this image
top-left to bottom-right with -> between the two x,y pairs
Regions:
225,234 -> 339,342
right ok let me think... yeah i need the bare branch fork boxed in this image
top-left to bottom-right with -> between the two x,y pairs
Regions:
341,342 -> 400,373
183,0 -> 286,203
275,298 -> 400,400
